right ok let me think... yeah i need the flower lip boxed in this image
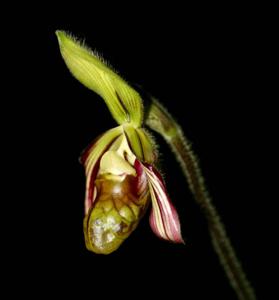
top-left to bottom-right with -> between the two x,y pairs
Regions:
83,147 -> 151,254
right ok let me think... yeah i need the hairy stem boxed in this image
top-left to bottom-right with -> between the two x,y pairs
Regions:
145,98 -> 256,300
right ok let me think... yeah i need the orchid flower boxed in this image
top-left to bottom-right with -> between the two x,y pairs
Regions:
56,31 -> 184,254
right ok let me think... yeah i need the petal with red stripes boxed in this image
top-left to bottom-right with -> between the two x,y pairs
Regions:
144,165 -> 184,243
81,126 -> 123,214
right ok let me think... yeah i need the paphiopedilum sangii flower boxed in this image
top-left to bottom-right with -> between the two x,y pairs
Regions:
56,31 -> 184,254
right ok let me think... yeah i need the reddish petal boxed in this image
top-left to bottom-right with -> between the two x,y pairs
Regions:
144,164 -> 184,243
82,127 -> 122,214
134,159 -> 149,196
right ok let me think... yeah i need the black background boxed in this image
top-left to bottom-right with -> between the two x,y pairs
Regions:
6,6 -> 274,299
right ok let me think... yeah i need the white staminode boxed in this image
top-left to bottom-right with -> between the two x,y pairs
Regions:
99,133 -> 136,177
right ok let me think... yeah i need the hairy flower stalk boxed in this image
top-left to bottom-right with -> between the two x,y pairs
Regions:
56,31 -> 183,254
146,99 -> 256,300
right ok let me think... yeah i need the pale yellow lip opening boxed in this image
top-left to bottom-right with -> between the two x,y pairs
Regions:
98,131 -> 137,177
99,151 -> 136,177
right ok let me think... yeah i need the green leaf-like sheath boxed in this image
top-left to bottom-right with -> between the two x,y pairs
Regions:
56,30 -> 143,127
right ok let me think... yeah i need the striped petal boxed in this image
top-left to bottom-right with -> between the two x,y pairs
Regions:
81,126 -> 123,214
143,165 -> 184,243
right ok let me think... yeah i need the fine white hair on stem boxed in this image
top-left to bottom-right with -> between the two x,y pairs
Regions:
146,98 -> 256,300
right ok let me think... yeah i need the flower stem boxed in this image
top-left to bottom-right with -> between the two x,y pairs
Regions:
145,98 -> 256,300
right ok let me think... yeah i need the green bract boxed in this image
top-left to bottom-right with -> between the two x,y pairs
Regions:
56,30 -> 143,127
